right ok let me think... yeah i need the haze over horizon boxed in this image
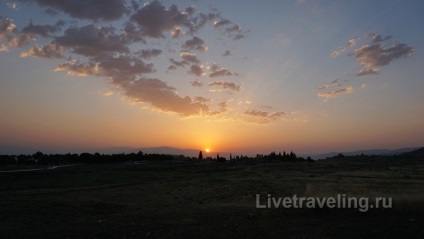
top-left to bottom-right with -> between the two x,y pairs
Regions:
1,0 -> 423,154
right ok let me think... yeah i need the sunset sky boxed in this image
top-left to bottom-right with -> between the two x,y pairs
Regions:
1,0 -> 423,155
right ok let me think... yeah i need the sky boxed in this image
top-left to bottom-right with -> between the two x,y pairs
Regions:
0,0 -> 423,155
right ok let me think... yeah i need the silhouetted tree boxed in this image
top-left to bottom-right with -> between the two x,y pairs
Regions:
198,151 -> 203,160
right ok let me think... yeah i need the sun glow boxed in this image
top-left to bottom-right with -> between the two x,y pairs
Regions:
205,148 -> 210,153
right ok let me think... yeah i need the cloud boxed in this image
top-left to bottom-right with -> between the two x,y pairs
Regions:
190,80 -> 203,87
224,24 -> 241,34
243,110 -> 286,124
0,16 -> 16,39
209,68 -> 232,78
54,24 -> 128,56
214,19 -> 231,28
55,60 -> 99,76
183,36 -> 208,52
130,1 -> 192,38
2,1 -> 256,121
171,27 -> 184,38
6,20 -> 65,48
44,8 -> 58,16
7,2 -> 18,10
331,38 -> 357,57
97,55 -> 155,82
223,50 -> 231,57
192,12 -> 219,32
180,52 -> 200,64
20,43 -> 64,58
0,44 -> 9,52
188,64 -> 204,76
123,78 -> 208,117
352,43 -> 414,69
194,96 -> 211,103
209,80 -> 241,92
214,20 -> 246,40
333,33 -> 414,76
56,55 -> 155,80
318,86 -> 353,99
25,0 -> 126,21
206,99 -> 232,116
137,48 -> 162,59
356,68 -> 379,76
367,33 -> 392,43
22,20 -> 64,38
167,65 -> 177,71
233,34 -> 245,40
317,79 -> 341,90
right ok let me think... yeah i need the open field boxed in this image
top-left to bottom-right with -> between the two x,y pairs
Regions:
1,156 -> 424,238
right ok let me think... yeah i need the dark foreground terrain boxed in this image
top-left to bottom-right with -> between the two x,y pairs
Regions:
1,155 -> 424,238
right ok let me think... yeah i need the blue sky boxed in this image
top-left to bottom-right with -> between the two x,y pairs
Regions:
1,0 -> 423,154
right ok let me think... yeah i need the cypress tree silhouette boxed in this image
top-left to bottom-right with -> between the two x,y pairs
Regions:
198,151 -> 203,160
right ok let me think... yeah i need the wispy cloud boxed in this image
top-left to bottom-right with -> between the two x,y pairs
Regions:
318,86 -> 353,99
209,81 -> 241,92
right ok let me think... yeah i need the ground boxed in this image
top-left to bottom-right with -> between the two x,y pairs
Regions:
1,156 -> 423,238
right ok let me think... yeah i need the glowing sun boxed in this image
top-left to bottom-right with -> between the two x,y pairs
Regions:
205,148 -> 210,153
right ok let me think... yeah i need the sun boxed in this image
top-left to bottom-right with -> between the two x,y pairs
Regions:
205,148 -> 210,153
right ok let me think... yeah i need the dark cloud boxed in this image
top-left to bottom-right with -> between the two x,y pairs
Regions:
191,12 -> 219,32
98,55 -> 155,83
130,0 -> 191,38
356,68 -> 379,76
352,43 -> 415,69
190,80 -> 203,87
2,1 -> 254,120
167,65 -> 177,71
137,48 -> 162,59
224,24 -> 241,34
188,64 -> 203,76
24,0 -> 126,21
333,34 -> 414,77
214,21 -> 246,40
54,24 -> 128,56
371,34 -> 392,43
44,8 -> 58,16
21,20 -> 64,38
209,80 -> 241,92
122,22 -> 145,43
223,50 -> 231,57
169,58 -> 186,68
233,34 -> 245,40
183,36 -> 208,52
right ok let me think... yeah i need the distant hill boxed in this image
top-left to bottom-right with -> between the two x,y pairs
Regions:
401,147 -> 424,157
309,147 -> 422,160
